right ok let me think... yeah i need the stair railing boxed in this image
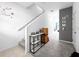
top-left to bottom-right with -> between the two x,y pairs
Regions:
18,4 -> 45,31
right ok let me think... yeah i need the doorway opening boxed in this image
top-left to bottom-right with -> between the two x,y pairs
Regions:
48,10 -> 59,41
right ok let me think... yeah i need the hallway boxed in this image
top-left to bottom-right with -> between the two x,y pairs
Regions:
0,2 -> 79,57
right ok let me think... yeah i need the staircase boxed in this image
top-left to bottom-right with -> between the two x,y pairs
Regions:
18,3 -> 45,50
19,39 -> 25,49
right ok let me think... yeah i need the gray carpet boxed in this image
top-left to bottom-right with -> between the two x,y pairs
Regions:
30,40 -> 75,57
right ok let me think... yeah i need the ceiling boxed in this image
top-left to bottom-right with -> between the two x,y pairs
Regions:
16,2 -> 73,11
16,2 -> 33,8
36,2 -> 73,11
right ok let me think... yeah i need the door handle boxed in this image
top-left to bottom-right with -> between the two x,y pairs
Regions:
58,30 -> 59,32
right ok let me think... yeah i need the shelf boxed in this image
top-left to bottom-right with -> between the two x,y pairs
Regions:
29,32 -> 44,54
32,43 -> 44,49
31,44 -> 42,53
29,33 -> 44,37
31,43 -> 44,53
31,40 -> 40,45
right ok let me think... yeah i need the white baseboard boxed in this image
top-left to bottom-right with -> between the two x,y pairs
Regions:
59,40 -> 73,44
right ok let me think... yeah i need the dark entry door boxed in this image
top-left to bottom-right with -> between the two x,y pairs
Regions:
59,7 -> 72,42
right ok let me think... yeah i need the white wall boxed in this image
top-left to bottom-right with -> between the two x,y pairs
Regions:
73,2 -> 79,53
0,2 -> 28,51
0,2 -> 30,51
48,10 -> 59,41
27,12 -> 48,34
26,12 -> 48,52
